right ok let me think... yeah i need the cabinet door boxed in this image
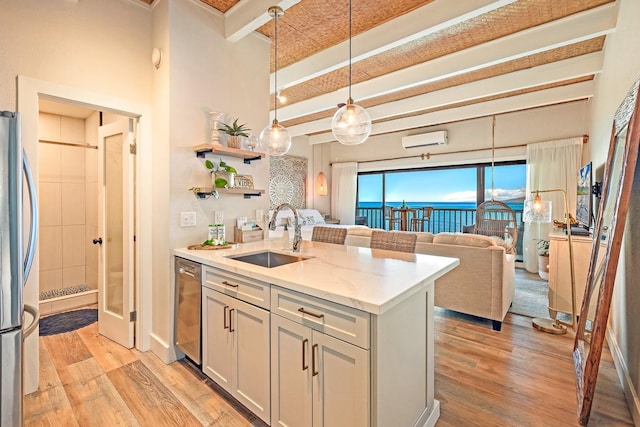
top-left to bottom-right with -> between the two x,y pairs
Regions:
202,288 -> 233,391
312,330 -> 369,427
232,298 -> 270,423
271,314 -> 313,427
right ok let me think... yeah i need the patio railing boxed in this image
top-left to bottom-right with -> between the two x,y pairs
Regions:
355,206 -> 524,259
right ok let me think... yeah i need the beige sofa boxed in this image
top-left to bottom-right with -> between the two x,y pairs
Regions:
344,228 -> 515,331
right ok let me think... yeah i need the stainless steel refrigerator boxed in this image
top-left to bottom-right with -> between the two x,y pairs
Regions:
1,111 -> 38,426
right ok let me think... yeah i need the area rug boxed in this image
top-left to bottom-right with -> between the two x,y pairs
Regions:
39,308 -> 98,336
509,269 -> 550,319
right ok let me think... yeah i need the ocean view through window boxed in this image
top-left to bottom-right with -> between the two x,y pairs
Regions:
356,162 -> 526,257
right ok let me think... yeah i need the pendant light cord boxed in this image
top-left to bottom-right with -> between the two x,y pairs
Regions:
348,0 -> 352,100
273,11 -> 279,119
491,115 -> 495,200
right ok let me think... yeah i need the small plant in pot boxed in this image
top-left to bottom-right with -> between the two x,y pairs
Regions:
536,239 -> 550,280
205,159 -> 238,188
219,118 -> 250,149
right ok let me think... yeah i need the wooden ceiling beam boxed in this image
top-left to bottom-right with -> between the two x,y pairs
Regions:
287,52 -> 603,137
225,0 -> 300,42
277,2 -> 616,121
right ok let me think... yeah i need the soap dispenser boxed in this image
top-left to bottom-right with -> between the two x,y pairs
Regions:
281,224 -> 290,249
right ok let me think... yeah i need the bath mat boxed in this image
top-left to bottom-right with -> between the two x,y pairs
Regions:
39,308 -> 98,336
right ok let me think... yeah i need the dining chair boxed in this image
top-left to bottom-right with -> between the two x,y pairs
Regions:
311,226 -> 347,244
411,207 -> 434,232
370,230 -> 417,253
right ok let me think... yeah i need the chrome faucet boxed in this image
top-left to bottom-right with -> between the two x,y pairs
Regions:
268,203 -> 302,252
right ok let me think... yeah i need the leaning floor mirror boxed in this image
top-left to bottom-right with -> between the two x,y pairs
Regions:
573,76 -> 640,425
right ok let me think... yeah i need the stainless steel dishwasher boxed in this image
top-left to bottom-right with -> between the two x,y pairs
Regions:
175,257 -> 201,365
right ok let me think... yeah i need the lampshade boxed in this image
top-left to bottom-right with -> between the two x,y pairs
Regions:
259,6 -> 291,156
331,99 -> 372,145
331,0 -> 371,146
259,119 -> 291,156
523,199 -> 552,223
316,171 -> 327,196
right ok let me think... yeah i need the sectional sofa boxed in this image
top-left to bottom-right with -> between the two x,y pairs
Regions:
343,228 -> 516,331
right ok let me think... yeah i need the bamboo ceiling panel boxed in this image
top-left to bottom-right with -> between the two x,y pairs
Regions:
274,0 -> 612,106
280,38 -> 604,128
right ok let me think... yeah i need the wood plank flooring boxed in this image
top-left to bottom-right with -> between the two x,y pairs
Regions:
24,309 -> 633,426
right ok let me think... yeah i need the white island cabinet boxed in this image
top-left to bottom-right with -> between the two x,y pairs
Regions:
201,266 -> 271,423
175,239 -> 459,427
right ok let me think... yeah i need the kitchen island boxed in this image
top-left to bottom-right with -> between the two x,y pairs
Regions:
175,239 -> 458,427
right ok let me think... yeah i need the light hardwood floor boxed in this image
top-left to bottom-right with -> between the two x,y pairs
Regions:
25,309 -> 633,426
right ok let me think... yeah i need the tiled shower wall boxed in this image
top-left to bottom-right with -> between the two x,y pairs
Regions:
38,112 -> 98,298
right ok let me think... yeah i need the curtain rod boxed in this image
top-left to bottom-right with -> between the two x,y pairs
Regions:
331,134 -> 589,165
39,139 -> 98,150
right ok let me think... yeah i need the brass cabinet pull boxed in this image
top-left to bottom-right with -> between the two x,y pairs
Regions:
298,307 -> 324,319
302,338 -> 309,371
223,306 -> 229,329
229,308 -> 235,332
222,280 -> 239,288
312,343 -> 319,376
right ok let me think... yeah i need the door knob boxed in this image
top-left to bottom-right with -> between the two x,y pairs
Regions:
92,237 -> 103,245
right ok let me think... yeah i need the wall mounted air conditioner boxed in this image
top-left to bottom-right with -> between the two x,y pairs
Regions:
401,131 -> 448,149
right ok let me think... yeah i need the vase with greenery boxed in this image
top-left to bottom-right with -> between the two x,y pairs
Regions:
206,159 -> 238,188
537,239 -> 550,280
219,118 -> 250,149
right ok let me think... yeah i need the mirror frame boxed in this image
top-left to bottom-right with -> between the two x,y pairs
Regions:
573,77 -> 640,425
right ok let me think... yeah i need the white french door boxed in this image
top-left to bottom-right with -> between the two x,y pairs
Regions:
96,119 -> 135,348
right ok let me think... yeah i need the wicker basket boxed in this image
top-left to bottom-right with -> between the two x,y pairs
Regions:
226,135 -> 242,149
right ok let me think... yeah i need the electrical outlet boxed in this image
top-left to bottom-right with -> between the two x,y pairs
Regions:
255,209 -> 263,222
180,212 -> 197,227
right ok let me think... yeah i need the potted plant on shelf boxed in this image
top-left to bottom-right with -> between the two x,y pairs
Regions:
206,159 -> 238,188
219,118 -> 250,149
537,239 -> 550,280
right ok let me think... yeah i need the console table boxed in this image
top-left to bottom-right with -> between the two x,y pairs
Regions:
548,232 -> 599,320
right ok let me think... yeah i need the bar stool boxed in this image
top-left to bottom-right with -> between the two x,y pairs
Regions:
411,207 -> 433,232
384,206 -> 401,230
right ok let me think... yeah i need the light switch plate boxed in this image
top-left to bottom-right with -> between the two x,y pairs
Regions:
213,210 -> 224,225
180,212 -> 196,227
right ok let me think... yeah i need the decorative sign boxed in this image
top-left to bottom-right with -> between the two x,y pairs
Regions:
234,175 -> 254,189
269,155 -> 307,209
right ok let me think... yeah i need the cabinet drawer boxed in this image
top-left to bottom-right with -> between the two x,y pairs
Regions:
271,285 -> 370,349
203,266 -> 270,310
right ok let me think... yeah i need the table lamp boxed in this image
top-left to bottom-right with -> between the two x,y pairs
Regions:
523,189 -> 577,334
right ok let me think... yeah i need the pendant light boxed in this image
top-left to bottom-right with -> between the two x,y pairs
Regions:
331,0 -> 371,145
259,6 -> 291,156
316,145 -> 328,196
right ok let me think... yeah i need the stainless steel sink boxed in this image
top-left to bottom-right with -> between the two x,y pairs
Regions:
228,251 -> 308,268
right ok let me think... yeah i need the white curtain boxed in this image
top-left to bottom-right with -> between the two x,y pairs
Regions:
523,137 -> 583,272
331,162 -> 358,225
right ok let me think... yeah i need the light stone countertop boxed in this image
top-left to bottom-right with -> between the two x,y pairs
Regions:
174,239 -> 459,315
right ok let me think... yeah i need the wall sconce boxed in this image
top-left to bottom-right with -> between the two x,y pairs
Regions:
316,171 -> 327,196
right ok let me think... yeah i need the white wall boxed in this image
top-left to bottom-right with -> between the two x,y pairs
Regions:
328,101 -> 590,170
0,0 -> 153,394
588,0 -> 640,423
148,0 -> 272,359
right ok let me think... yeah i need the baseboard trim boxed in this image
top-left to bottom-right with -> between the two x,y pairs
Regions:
149,332 -> 179,364
414,400 -> 440,427
607,329 -> 640,425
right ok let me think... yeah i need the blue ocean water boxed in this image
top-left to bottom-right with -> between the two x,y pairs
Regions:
358,201 -> 524,210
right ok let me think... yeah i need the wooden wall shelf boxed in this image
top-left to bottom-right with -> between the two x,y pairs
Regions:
191,186 -> 265,199
193,144 -> 264,164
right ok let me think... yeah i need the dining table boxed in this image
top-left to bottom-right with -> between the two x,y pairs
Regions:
391,207 -> 417,231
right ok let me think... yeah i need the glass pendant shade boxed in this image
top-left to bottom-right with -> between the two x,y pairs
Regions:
316,171 -> 327,196
523,198 -> 553,223
331,100 -> 372,145
259,119 -> 291,156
